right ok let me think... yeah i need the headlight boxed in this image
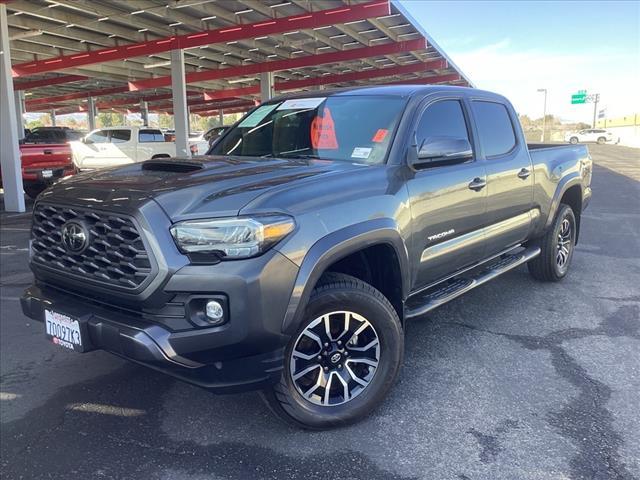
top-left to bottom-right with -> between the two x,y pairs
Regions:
170,215 -> 295,259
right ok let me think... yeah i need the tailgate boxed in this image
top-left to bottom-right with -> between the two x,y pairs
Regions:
20,144 -> 72,170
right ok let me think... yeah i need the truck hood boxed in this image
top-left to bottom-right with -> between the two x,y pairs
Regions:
42,155 -> 363,220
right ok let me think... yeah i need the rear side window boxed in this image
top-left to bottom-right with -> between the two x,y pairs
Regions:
110,130 -> 131,143
472,101 -> 516,157
139,129 -> 165,142
416,100 -> 470,148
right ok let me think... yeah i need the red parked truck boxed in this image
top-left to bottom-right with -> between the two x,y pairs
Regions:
1,127 -> 82,199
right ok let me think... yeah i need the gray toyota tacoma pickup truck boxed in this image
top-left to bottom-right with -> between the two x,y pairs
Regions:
22,85 -> 592,429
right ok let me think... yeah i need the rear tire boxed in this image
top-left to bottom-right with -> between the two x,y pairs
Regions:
261,273 -> 403,430
569,137 -> 579,144
23,182 -> 46,200
528,204 -> 576,282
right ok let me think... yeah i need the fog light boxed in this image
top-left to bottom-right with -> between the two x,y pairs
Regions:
205,300 -> 224,324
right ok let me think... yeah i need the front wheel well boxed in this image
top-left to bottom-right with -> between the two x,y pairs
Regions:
320,244 -> 404,322
151,154 -> 171,159
560,185 -> 582,243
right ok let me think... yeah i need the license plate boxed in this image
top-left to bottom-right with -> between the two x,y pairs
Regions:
45,309 -> 84,352
41,169 -> 53,178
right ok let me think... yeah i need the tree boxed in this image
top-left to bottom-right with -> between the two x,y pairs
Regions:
158,113 -> 173,129
97,112 -> 124,128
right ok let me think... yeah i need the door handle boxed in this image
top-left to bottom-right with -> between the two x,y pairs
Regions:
468,177 -> 487,191
517,168 -> 531,179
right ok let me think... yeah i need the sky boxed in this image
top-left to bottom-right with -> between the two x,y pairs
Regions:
400,0 -> 640,123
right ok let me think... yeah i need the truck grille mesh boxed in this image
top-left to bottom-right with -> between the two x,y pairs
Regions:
31,203 -> 153,289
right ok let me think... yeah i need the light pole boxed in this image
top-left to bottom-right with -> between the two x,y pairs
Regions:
537,88 -> 547,142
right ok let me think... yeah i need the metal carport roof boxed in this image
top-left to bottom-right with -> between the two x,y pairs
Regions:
4,0 -> 472,116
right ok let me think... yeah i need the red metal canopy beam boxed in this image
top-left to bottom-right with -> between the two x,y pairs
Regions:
95,91 -> 202,108
130,38 -> 426,91
389,73 -> 461,86
14,75 -> 88,91
203,58 -> 446,101
26,86 -> 129,108
27,39 -> 426,108
11,1 -> 390,77
151,97 -> 247,111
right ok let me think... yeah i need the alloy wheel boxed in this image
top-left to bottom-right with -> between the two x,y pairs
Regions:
289,311 -> 380,407
556,218 -> 572,269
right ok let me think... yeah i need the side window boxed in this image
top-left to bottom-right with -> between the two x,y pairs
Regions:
85,130 -> 109,144
416,99 -> 470,148
471,101 -> 517,157
139,129 -> 164,142
110,129 -> 131,143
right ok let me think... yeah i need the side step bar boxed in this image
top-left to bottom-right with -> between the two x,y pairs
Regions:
405,246 -> 541,320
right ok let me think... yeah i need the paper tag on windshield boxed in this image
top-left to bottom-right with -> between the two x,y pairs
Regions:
239,103 -> 279,128
277,97 -> 326,110
351,147 -> 372,159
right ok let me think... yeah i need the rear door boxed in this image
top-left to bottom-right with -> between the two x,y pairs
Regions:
137,129 -> 172,160
469,99 -> 534,256
406,97 -> 488,289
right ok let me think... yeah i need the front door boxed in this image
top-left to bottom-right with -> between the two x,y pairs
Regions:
469,100 -> 534,257
406,98 -> 488,290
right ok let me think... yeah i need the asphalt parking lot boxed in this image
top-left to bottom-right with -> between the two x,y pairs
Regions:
1,144 -> 638,480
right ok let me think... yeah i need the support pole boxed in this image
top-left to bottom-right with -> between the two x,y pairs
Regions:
50,109 -> 56,127
592,93 -> 600,129
87,96 -> 96,131
14,90 -> 25,139
260,71 -> 274,102
140,100 -> 149,125
0,4 -> 26,212
218,109 -> 224,126
541,90 -> 547,142
171,48 -> 190,157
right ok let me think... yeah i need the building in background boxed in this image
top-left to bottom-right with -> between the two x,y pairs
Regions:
597,113 -> 640,148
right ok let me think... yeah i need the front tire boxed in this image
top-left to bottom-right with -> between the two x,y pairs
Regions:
569,137 -> 579,144
528,204 -> 577,282
597,136 -> 606,145
262,273 -> 403,429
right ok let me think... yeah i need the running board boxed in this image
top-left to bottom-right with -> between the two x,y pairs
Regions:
405,247 -> 541,320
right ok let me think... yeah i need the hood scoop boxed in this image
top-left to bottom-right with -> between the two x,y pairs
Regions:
141,159 -> 204,173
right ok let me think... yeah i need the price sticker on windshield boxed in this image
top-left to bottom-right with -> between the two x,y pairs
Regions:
311,107 -> 338,150
372,129 -> 389,143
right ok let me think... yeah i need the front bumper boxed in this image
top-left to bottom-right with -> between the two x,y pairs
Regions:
22,249 -> 299,394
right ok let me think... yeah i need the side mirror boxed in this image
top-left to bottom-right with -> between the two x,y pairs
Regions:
413,136 -> 473,168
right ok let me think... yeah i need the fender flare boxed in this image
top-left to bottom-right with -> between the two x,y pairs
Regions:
280,218 -> 410,335
545,172 -> 583,230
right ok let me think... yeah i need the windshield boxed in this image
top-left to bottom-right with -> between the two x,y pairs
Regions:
210,95 -> 406,164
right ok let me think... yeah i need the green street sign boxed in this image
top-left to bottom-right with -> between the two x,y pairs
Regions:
571,90 -> 587,104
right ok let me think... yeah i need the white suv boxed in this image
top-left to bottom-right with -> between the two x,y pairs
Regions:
565,129 -> 617,145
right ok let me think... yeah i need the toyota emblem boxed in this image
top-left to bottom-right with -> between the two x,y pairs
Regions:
61,222 -> 89,254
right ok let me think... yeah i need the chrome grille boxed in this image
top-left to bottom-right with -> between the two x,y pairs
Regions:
31,203 -> 153,290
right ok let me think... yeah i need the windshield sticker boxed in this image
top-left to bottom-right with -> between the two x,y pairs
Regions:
277,97 -> 326,110
238,103 -> 280,128
372,128 -> 389,143
351,147 -> 372,159
310,107 -> 339,150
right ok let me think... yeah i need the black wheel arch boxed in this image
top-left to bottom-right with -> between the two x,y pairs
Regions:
280,218 -> 410,335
